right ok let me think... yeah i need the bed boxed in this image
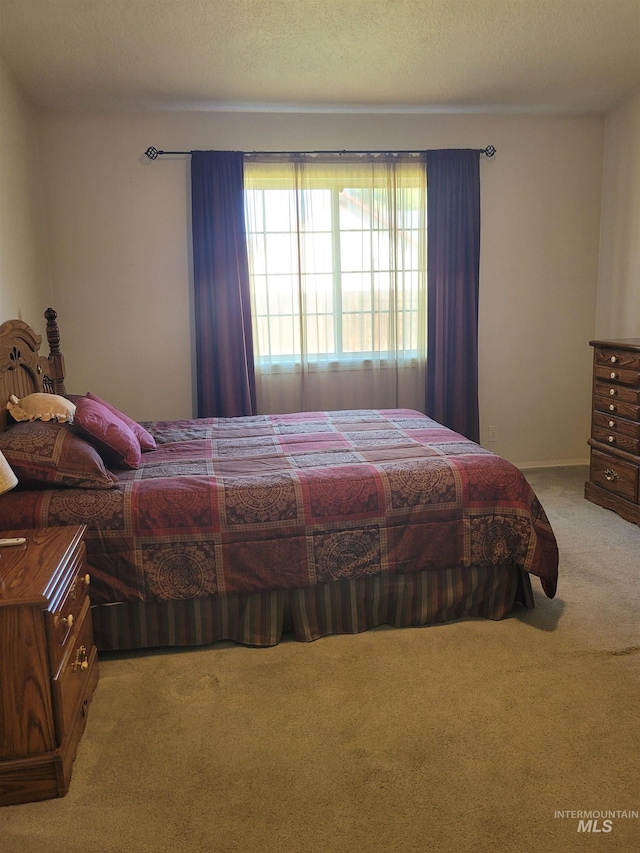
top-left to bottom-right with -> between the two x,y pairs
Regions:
0,309 -> 558,651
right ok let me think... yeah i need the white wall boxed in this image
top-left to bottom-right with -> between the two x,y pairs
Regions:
0,59 -> 51,331
36,109 -> 603,466
596,90 -> 640,338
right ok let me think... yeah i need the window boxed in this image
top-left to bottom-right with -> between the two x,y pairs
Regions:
244,158 -> 427,372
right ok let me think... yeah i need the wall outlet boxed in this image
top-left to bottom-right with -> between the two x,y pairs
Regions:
488,425 -> 498,443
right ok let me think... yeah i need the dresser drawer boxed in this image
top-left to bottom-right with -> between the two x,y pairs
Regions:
594,365 -> 640,387
594,381 -> 640,405
594,347 -> 640,372
592,410 -> 640,440
590,450 -> 639,502
591,426 -> 640,455
51,596 -> 96,744
593,395 -> 640,421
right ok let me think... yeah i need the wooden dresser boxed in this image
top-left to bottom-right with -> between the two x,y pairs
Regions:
0,526 -> 99,806
585,338 -> 640,526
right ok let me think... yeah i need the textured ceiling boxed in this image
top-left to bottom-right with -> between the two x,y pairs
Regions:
0,0 -> 639,113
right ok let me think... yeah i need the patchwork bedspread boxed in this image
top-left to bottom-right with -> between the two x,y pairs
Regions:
2,409 -> 558,605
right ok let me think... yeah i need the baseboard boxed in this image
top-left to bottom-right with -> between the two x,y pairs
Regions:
516,459 -> 590,471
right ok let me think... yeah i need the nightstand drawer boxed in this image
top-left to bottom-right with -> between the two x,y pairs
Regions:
590,450 -> 638,502
45,551 -> 92,676
51,596 -> 96,744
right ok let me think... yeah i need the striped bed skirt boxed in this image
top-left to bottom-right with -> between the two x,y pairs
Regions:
91,563 -> 535,651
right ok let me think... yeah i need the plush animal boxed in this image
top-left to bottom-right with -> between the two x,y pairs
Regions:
6,392 -> 76,423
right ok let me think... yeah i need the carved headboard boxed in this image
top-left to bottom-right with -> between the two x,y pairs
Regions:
0,308 -> 67,432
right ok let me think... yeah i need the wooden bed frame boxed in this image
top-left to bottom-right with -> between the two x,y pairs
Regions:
0,309 -> 543,651
0,308 -> 67,432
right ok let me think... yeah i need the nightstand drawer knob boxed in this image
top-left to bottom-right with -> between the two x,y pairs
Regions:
603,469 -> 619,482
609,404 -> 616,412
608,420 -> 616,428
610,356 -> 618,363
61,613 -> 74,629
610,371 -> 618,379
72,645 -> 89,672
608,435 -> 615,443
609,388 -> 617,396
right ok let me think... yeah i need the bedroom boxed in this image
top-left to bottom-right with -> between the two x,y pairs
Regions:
4,3 -> 639,464
0,1 -> 639,850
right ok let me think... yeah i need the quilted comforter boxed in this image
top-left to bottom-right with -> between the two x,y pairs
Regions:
2,409 -> 558,606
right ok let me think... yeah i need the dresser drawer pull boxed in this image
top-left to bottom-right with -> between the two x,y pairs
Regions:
61,613 -> 74,630
610,371 -> 618,379
610,356 -> 618,364
603,469 -> 619,482
609,388 -> 617,396
71,644 -> 89,672
609,403 -> 616,412
608,420 -> 616,428
608,435 -> 615,443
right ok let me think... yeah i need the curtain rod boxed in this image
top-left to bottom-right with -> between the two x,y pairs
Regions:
144,145 -> 496,160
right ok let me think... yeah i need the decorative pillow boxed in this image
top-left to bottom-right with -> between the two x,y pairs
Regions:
0,421 -> 118,489
73,396 -> 142,469
86,392 -> 156,451
7,392 -> 76,423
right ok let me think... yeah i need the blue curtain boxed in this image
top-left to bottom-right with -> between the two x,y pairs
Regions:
425,149 -> 481,442
191,151 -> 257,417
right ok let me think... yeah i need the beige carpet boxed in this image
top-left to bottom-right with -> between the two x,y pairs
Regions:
1,466 -> 638,853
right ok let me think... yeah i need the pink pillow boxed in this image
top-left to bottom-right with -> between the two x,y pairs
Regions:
86,392 -> 156,451
0,421 -> 118,489
73,396 -> 142,469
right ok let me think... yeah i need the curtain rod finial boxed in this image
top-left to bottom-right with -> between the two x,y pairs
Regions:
483,145 -> 496,158
145,146 -> 159,160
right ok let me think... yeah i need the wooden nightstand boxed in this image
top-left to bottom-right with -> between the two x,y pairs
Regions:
0,526 -> 99,806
